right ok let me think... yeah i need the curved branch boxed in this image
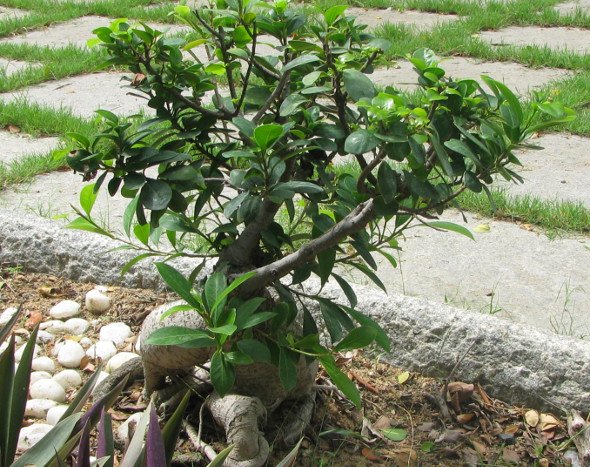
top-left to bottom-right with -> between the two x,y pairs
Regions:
241,199 -> 375,292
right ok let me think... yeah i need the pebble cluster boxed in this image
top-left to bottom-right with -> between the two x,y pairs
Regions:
0,286 -> 142,452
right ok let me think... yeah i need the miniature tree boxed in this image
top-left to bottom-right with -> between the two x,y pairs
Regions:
68,1 -> 573,464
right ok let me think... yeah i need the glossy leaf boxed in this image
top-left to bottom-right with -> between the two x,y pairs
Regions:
343,69 -> 376,101
210,351 -> 235,396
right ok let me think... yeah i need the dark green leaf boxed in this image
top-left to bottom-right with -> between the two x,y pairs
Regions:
317,248 -> 335,286
155,262 -> 200,309
279,347 -> 298,391
161,390 -> 190,465
238,311 -> 277,330
332,273 -> 357,307
140,179 -> 172,211
343,69 -> 376,101
320,355 -> 360,408
210,351 -> 235,396
344,130 -> 378,155
283,55 -> 320,73
145,326 -> 214,346
377,163 -> 397,203
334,326 -> 377,351
253,124 -> 284,151
237,339 -> 272,363
324,5 -> 348,25
279,94 -> 307,117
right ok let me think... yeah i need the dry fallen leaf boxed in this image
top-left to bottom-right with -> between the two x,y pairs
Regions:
457,413 -> 475,424
361,447 -> 381,461
473,223 -> 491,233
78,355 -> 91,370
502,448 -> 521,463
525,410 -> 539,427
25,311 -> 43,329
539,413 -> 560,431
7,124 -> 21,133
397,371 -> 410,385
38,286 -> 60,297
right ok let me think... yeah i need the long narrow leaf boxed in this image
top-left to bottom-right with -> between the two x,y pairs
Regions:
155,262 -> 201,308
0,305 -> 21,344
161,390 -> 191,465
0,336 -> 16,466
275,437 -> 304,467
206,444 -> 235,467
12,414 -> 82,467
210,271 -> 255,313
97,409 -> 114,467
146,406 -> 166,467
5,326 -> 39,465
75,421 -> 91,467
60,364 -> 104,422
120,402 -> 151,467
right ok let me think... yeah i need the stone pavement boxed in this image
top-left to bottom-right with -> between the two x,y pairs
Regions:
0,0 -> 588,336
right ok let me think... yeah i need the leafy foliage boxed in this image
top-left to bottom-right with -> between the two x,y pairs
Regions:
68,0 -> 573,404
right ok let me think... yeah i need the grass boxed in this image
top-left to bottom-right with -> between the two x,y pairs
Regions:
0,0 -> 587,236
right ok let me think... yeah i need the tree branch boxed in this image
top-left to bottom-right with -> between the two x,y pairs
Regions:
241,199 -> 375,292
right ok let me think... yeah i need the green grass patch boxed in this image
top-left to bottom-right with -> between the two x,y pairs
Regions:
0,151 -> 67,190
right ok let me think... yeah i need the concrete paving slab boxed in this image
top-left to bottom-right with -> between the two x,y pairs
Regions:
343,210 -> 590,337
502,133 -> 590,207
0,72 -> 151,118
478,26 -> 590,54
0,131 -> 60,165
0,6 -> 28,20
0,57 -> 39,76
0,15 -> 187,49
347,7 -> 459,30
555,0 -> 590,15
370,56 -> 571,96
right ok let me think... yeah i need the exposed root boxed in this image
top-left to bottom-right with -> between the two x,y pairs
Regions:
206,393 -> 269,467
271,391 -> 316,447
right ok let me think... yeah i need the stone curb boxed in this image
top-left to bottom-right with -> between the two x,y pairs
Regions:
1,209 -> 587,411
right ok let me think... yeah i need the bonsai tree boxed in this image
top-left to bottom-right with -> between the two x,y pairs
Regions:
68,0 -> 573,464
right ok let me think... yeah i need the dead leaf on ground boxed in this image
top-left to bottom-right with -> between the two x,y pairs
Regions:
373,415 -> 392,430
457,413 -> 475,424
538,413 -> 561,431
436,429 -> 466,443
397,371 -> 410,385
7,124 -> 20,133
25,311 -> 43,329
38,286 -> 61,297
361,447 -> 382,461
502,448 -> 521,463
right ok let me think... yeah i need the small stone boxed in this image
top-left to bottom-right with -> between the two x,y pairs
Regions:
52,341 -> 64,357
79,337 -> 93,348
49,300 -> 81,319
41,320 -> 68,334
46,405 -> 69,425
36,330 -> 55,343
18,423 -> 53,450
106,352 -> 140,373
25,399 -> 59,418
99,322 -> 132,346
53,369 -> 82,390
57,340 -> 85,368
30,371 -> 53,384
31,356 -> 56,373
95,285 -> 108,293
0,306 -> 18,326
0,342 -> 7,354
85,289 -> 111,314
64,318 -> 90,335
15,343 -> 40,362
30,379 -> 67,403
86,341 -> 117,361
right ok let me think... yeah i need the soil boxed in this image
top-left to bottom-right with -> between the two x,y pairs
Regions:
1,271 -> 575,466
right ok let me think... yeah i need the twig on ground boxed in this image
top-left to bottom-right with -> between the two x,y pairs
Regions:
183,412 -> 218,463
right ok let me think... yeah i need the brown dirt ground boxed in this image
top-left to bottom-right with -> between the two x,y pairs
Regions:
0,270 -> 576,466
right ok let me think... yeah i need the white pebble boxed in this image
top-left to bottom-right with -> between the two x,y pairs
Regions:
36,330 -> 55,343
86,341 -> 117,361
53,369 -> 82,390
41,320 -> 68,335
106,352 -> 140,373
99,322 -> 132,346
80,337 -> 93,348
30,379 -> 66,403
64,318 -> 90,335
85,289 -> 111,314
95,285 -> 108,293
25,399 -> 58,418
30,371 -> 53,384
57,340 -> 85,368
0,307 -> 18,326
46,405 -> 69,426
31,357 -> 55,373
49,300 -> 81,319
15,344 -> 40,362
134,337 -> 141,353
52,341 -> 64,357
18,423 -> 53,450
0,342 -> 7,354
